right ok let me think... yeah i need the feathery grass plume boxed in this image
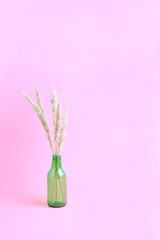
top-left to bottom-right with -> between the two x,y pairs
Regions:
51,89 -> 57,127
35,84 -> 44,114
51,89 -> 57,152
58,132 -> 67,154
19,90 -> 54,153
58,105 -> 69,153
55,98 -> 62,154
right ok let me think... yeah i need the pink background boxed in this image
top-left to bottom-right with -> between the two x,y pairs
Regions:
0,0 -> 160,239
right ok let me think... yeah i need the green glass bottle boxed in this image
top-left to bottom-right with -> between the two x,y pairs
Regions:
47,155 -> 67,207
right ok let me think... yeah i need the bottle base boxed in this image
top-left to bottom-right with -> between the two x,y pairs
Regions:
48,201 -> 66,208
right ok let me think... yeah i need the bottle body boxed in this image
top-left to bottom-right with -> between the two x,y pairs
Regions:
47,155 -> 67,207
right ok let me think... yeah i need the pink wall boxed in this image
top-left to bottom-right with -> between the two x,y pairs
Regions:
0,0 -> 160,239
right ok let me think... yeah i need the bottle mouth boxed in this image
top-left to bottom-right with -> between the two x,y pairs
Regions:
53,155 -> 61,160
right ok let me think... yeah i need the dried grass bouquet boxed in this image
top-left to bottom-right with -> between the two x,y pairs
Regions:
19,85 -> 69,155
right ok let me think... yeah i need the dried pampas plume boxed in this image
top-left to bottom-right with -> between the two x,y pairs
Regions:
19,90 -> 54,153
58,132 -> 67,154
19,85 -> 69,155
51,89 -> 57,127
54,99 -> 62,154
58,105 -> 69,154
36,84 -> 45,114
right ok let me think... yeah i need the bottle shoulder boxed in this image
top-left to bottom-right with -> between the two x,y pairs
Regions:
48,167 -> 66,178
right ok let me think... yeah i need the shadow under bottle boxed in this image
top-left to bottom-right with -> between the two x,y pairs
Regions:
47,155 -> 67,208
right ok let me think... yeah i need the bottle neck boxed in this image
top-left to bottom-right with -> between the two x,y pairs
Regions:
52,155 -> 62,169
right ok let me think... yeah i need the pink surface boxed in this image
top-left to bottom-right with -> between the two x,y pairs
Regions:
0,0 -> 160,239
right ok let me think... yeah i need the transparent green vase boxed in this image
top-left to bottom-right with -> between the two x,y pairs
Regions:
47,155 -> 67,208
